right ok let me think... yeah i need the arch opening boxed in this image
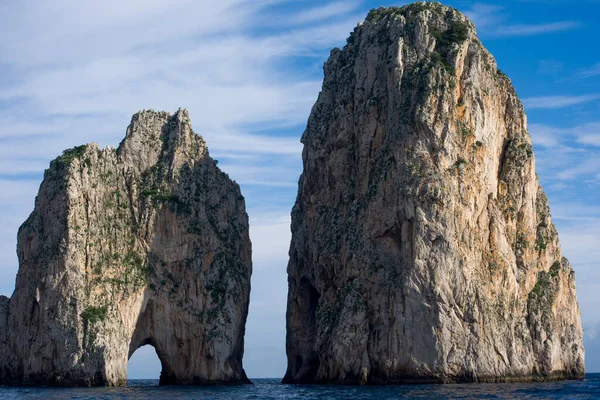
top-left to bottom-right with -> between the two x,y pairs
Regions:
127,343 -> 162,385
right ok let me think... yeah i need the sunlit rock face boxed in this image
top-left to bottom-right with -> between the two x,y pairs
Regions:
0,109 -> 252,386
284,3 -> 584,384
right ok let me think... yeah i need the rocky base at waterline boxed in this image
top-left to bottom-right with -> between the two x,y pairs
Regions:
0,109 -> 252,386
284,3 -> 585,385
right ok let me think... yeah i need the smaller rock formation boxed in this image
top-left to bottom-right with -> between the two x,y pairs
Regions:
0,109 -> 252,386
284,3 -> 584,384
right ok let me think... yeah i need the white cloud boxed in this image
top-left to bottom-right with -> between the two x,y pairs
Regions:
465,4 -> 580,37
560,221 -> 600,265
530,122 -> 600,147
537,59 -> 564,75
551,203 -> 600,221
0,0 -> 359,182
529,124 -> 561,147
0,1 -> 265,67
523,95 -> 600,109
576,62 -> 600,79
496,21 -> 580,36
578,134 -> 600,146
250,216 -> 292,269
221,164 -> 300,188
530,122 -> 600,187
556,159 -> 600,180
281,1 -> 361,25
206,130 -> 303,156
464,4 -> 504,30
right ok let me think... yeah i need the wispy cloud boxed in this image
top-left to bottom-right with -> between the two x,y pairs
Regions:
280,1 -> 361,25
576,62 -> 600,79
464,4 -> 504,29
250,215 -> 292,270
529,124 -> 562,147
0,0 -> 358,179
220,164 -> 300,188
556,158 -> 600,180
530,122 -> 600,193
578,134 -> 600,146
537,59 -> 564,75
465,4 -> 580,37
495,21 -> 580,36
530,122 -> 600,147
523,95 -> 600,109
207,130 -> 303,156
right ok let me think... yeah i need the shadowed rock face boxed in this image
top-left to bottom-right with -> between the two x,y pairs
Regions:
0,109 -> 252,386
284,3 -> 584,384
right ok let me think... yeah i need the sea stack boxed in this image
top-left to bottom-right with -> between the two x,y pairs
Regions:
0,109 -> 252,386
284,3 -> 584,384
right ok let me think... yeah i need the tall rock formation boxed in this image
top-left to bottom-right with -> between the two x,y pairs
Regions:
0,109 -> 252,386
284,3 -> 584,384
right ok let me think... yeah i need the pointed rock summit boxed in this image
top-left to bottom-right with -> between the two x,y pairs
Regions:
284,3 -> 584,384
0,109 -> 252,386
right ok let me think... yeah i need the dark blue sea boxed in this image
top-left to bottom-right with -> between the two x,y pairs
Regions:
1,375 -> 599,399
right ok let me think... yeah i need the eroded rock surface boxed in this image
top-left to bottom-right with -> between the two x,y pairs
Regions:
0,109 -> 252,386
284,3 -> 584,384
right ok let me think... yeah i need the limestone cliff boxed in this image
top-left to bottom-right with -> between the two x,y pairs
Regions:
0,109 -> 252,386
284,3 -> 584,384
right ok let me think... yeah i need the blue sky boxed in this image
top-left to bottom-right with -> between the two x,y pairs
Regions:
1,0 -> 599,378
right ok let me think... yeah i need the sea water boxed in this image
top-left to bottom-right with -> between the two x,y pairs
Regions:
0,375 -> 599,399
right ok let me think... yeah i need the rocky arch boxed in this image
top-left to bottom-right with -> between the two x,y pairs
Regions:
0,109 -> 252,386
128,335 -> 174,385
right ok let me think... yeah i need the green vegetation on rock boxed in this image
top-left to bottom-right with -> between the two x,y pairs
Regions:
81,306 -> 107,325
51,145 -> 88,169
529,261 -> 563,310
431,21 -> 469,47
430,21 -> 470,75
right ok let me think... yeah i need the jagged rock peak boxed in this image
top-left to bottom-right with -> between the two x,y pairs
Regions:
0,109 -> 252,386
344,2 -> 477,58
354,2 -> 475,37
123,108 -> 201,148
284,2 -> 584,385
